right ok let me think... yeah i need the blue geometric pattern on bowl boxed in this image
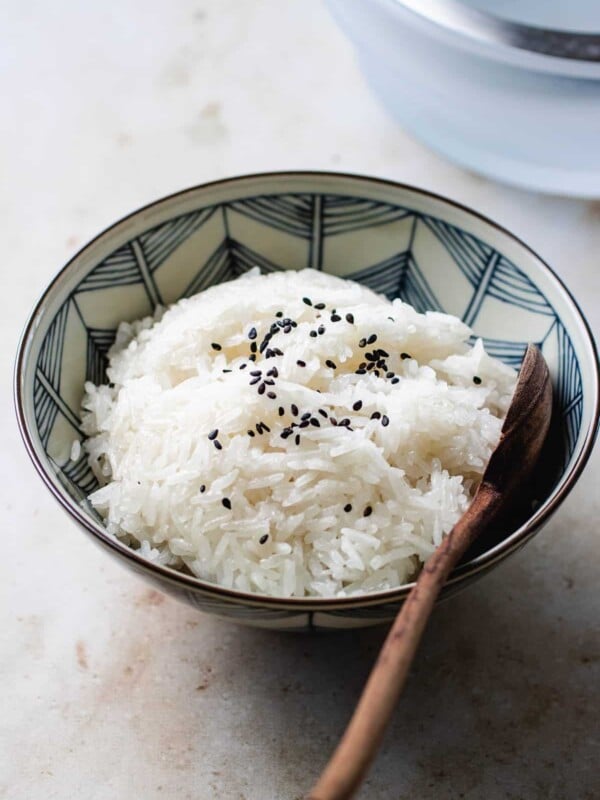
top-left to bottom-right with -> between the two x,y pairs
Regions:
33,192 -> 582,514
17,168 -> 599,631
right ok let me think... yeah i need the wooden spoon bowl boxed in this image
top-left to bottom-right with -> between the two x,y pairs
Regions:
309,344 -> 553,800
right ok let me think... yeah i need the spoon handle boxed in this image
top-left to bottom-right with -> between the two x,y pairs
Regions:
308,483 -> 503,800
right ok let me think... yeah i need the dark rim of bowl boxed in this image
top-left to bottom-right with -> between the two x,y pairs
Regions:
14,171 -> 600,610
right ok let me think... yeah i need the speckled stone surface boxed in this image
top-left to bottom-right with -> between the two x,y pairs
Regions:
1,2 -> 598,798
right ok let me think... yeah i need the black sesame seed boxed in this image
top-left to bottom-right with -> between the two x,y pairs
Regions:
303,297 -> 312,306
267,391 -> 277,399
344,503 -> 352,513
314,302 -> 326,310
273,348 -> 284,357
258,383 -> 266,395
261,422 -> 271,433
248,327 -> 257,340
371,411 -> 381,420
211,342 -> 222,351
239,363 -> 247,370
222,497 -> 231,510
352,400 -> 363,412
267,367 -> 278,377
295,434 -> 301,446
366,363 -> 375,371
363,505 -> 372,517
318,408 -> 328,418
377,359 -> 386,369
265,349 -> 275,358
249,354 -> 256,362
325,359 -> 337,369
250,369 -> 262,376
249,377 -> 261,386
296,359 -> 306,367
283,325 -> 292,334
250,342 -> 257,353
355,369 -> 366,375
318,325 -> 325,335
264,379 -> 275,386
365,352 -> 378,362
346,313 -> 354,324
473,376 -> 482,385
299,420 -> 310,429
222,369 -> 232,373
391,377 -> 400,384
248,430 -> 255,437
310,418 -> 320,427
378,349 -> 390,358
331,314 -> 341,322
259,340 -> 268,354
367,334 -> 377,345
213,440 -> 223,450
208,429 -> 219,440
276,311 -> 283,318
401,352 -> 411,360
373,370 -> 380,378
310,331 -> 318,338
381,415 -> 390,427
256,423 -> 263,434
359,338 -> 367,348
291,404 -> 299,416
330,417 -> 338,426
301,412 -> 311,421
200,484 -> 206,493
278,406 -> 285,417
386,372 -> 395,379
259,534 -> 269,544
270,322 -> 279,332
340,418 -> 351,427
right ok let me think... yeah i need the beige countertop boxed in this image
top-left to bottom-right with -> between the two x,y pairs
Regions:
1,1 -> 598,798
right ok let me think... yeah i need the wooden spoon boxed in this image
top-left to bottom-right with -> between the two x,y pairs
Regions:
308,344 -> 552,800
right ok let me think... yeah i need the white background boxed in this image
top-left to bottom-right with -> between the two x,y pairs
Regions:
1,1 -> 598,798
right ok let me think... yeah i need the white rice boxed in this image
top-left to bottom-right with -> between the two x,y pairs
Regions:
81,268 -> 516,598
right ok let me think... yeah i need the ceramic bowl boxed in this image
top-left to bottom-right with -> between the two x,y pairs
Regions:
325,0 -> 600,196
14,172 -> 599,630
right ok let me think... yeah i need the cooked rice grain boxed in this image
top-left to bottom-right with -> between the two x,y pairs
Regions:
81,268 -> 516,597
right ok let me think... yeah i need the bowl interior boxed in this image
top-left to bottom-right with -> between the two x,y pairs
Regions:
17,173 -> 596,597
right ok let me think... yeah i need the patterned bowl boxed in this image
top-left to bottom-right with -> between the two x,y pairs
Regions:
14,172 -> 599,630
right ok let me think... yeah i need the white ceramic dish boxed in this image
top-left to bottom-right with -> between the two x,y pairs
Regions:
326,0 -> 600,195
